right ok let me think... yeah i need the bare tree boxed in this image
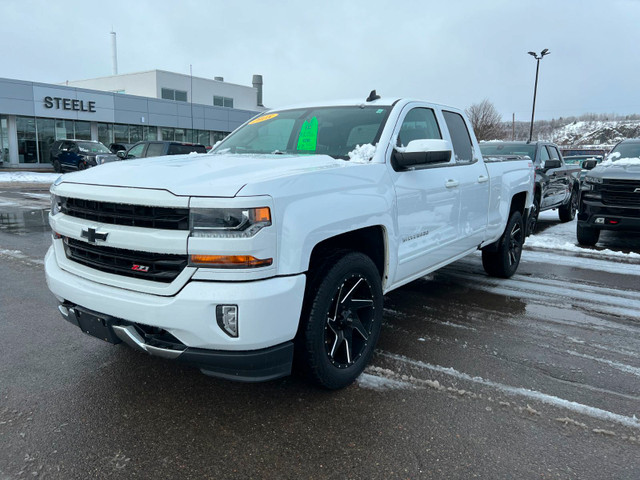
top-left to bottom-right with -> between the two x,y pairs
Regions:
465,99 -> 504,141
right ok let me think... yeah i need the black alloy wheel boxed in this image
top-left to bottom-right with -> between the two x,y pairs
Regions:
559,188 -> 578,222
77,161 -> 87,170
482,211 -> 524,278
527,196 -> 540,235
325,274 -> 376,369
52,160 -> 62,173
298,251 -> 383,389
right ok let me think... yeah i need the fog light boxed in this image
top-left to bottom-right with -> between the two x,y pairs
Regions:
216,305 -> 238,337
595,218 -> 605,224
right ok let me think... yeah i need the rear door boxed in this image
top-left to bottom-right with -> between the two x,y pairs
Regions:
391,104 -> 461,281
126,143 -> 147,159
442,110 -> 490,251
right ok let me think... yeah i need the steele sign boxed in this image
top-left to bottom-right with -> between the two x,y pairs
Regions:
44,96 -> 96,113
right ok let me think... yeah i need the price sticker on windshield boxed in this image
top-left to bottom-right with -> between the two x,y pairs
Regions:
249,113 -> 279,125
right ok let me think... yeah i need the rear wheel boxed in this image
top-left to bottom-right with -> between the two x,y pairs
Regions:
527,195 -> 540,235
577,223 -> 600,246
298,251 -> 383,389
559,188 -> 578,222
482,211 -> 524,278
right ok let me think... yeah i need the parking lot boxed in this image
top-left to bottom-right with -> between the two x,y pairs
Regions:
1,184 -> 639,479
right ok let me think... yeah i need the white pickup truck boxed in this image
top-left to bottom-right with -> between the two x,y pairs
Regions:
45,95 -> 534,389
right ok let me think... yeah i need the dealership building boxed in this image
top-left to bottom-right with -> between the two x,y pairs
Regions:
0,70 -> 265,168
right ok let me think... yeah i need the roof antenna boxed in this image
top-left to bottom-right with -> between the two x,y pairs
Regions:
366,90 -> 381,102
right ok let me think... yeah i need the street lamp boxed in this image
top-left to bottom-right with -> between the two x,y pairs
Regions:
527,48 -> 550,142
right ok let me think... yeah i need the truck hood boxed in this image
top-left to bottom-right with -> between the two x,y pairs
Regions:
587,158 -> 640,180
58,153 -> 350,197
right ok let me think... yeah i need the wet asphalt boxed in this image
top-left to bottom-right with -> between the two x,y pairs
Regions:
1,186 -> 639,479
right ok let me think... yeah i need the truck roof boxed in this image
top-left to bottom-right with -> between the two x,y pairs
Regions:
267,97 -> 463,114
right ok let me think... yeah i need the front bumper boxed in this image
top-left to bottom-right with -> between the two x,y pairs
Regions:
578,197 -> 640,232
45,247 -> 306,380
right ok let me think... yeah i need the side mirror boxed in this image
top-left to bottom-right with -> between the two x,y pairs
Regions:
544,159 -> 562,170
117,150 -> 127,159
392,139 -> 452,171
582,159 -> 598,170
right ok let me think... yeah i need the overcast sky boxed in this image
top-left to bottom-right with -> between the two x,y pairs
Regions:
1,0 -> 639,121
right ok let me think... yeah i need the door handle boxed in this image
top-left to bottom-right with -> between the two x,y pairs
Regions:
445,179 -> 459,188
478,175 -> 489,183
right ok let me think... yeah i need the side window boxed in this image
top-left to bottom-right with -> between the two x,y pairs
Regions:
539,146 -> 550,165
442,111 -> 473,163
127,143 -> 146,158
146,143 -> 165,157
547,146 -> 560,160
397,108 -> 441,147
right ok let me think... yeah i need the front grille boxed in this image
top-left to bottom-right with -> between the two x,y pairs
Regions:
61,197 -> 189,230
63,237 -> 187,283
601,179 -> 640,207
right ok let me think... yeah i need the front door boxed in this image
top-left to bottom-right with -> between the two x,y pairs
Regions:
392,105 -> 461,282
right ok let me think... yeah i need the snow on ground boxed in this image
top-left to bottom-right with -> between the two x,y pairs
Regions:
0,172 -> 61,183
527,210 -> 640,261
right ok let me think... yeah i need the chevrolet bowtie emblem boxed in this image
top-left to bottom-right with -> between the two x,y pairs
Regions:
81,228 -> 109,243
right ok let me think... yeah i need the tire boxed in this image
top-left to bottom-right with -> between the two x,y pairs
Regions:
52,160 -> 62,173
482,211 -> 524,279
77,161 -> 87,170
577,223 -> 600,246
558,188 -> 578,222
527,195 -> 540,235
297,251 -> 383,390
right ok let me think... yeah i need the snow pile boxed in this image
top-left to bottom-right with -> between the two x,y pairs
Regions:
553,119 -> 640,146
347,144 -> 376,163
526,235 -> 640,260
0,172 -> 62,183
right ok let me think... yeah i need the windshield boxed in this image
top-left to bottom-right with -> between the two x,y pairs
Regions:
479,143 -> 537,161
77,142 -> 110,154
608,142 -> 640,160
211,106 -> 391,159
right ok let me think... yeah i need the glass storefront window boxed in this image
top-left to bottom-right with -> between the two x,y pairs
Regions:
129,125 -> 143,143
74,121 -> 91,140
143,126 -> 157,141
98,123 -> 113,146
114,124 -> 129,143
17,117 -> 37,163
161,127 -> 175,141
36,118 -> 56,164
0,116 -> 8,164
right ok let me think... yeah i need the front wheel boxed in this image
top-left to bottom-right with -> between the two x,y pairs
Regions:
52,160 -> 62,173
482,211 -> 524,278
558,188 -> 578,222
577,223 -> 600,246
298,252 -> 383,389
527,196 -> 540,235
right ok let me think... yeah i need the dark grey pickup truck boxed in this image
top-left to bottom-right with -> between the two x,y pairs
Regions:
480,141 -> 581,233
577,138 -> 640,245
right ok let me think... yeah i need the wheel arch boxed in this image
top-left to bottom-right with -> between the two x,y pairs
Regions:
307,225 -> 388,288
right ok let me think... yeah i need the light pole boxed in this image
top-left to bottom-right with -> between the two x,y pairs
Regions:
527,48 -> 550,142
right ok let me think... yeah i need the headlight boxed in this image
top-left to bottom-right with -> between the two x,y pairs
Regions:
50,194 -> 62,215
584,176 -> 603,184
190,207 -> 271,238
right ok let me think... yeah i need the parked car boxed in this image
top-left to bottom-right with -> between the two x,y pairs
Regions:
117,141 -> 207,160
480,141 -> 581,233
577,138 -> 640,245
564,155 -> 604,180
50,140 -> 118,173
108,143 -> 133,154
45,96 -> 534,389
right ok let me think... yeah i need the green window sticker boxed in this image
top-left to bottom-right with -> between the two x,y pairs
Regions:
296,117 -> 318,151
376,109 -> 384,114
